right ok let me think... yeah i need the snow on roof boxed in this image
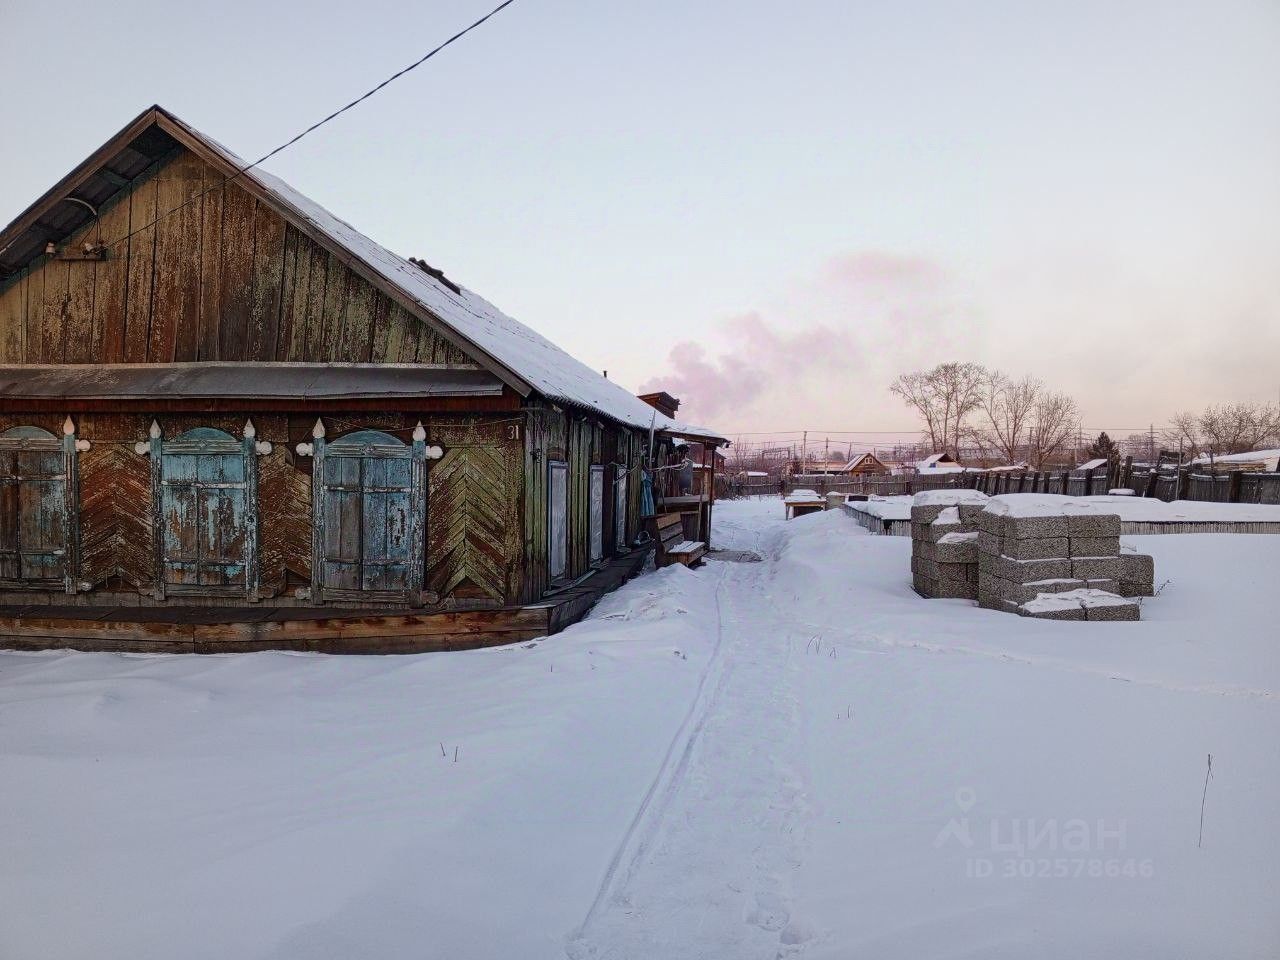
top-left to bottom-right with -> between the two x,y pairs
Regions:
165,112 -> 724,442
916,453 -> 969,472
841,452 -> 885,471
1189,449 -> 1280,468
1077,458 -> 1109,471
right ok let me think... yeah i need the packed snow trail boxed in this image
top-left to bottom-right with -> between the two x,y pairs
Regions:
569,509 -> 819,958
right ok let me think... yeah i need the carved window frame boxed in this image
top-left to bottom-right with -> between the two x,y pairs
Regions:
0,420 -> 90,593
137,420 -> 270,601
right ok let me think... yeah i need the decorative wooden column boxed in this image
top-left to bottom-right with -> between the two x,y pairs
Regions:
295,418 -> 327,604
61,416 -> 91,594
242,419 -> 273,601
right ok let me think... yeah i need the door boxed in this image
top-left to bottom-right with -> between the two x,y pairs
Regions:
159,429 -> 249,591
548,460 -> 568,580
317,430 -> 420,597
0,429 -> 68,586
589,465 -> 604,563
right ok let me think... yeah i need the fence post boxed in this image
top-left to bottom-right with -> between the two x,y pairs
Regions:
1121,456 -> 1133,490
1227,470 -> 1243,503
1175,466 -> 1188,501
1142,468 -> 1158,499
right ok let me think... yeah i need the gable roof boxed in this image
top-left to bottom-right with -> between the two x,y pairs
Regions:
841,452 -> 886,471
0,106 -> 725,444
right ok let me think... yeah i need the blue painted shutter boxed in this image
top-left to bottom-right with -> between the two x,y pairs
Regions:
0,431 -> 68,586
160,430 -> 249,590
317,431 -> 422,597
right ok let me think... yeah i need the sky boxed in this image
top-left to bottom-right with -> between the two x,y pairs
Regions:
2,0 -> 1278,441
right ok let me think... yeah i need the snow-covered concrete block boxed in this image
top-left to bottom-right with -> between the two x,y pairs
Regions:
1069,536 -> 1121,558
1002,577 -> 1086,604
1067,513 -> 1121,537
910,504 -> 951,524
1003,514 -> 1070,540
994,536 -> 1070,562
1017,598 -> 1087,621
913,489 -> 989,509
988,554 -> 1072,584
1084,595 -> 1141,621
935,532 -> 977,564
1118,553 -> 1155,597
1071,556 -> 1123,582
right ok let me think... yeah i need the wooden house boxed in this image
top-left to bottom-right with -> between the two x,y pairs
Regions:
0,106 -> 724,653
838,452 -> 888,476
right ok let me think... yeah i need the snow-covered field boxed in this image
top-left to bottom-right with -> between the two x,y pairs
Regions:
2,499 -> 1277,958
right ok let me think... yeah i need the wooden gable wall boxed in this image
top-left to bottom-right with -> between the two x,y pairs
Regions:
0,147 -> 473,366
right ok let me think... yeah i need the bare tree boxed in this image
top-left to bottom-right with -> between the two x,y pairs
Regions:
889,362 -> 987,457
1167,402 -> 1280,459
1025,391 -> 1079,469
968,371 -> 1040,465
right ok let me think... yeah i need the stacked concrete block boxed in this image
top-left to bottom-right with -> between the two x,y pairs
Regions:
972,496 -> 1150,621
910,491 -> 989,600
910,492 -> 1156,622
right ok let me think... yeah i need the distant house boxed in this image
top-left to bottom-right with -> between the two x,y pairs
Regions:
839,452 -> 888,476
915,453 -> 966,473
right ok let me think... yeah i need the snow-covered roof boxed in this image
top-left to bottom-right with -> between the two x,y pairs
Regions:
61,108 -> 728,442
1189,448 -> 1280,469
916,453 -> 963,471
841,452 -> 886,471
1077,458 -> 1109,471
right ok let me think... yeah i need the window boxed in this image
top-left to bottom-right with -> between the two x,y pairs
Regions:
614,466 -> 628,550
147,426 -> 262,598
547,460 -> 568,580
309,428 -> 428,602
589,465 -> 605,563
0,426 -> 73,589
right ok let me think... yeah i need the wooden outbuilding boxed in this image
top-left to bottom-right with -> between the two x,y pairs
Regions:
0,106 -> 725,653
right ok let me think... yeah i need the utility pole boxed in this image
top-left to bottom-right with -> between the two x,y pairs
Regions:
801,431 -> 808,474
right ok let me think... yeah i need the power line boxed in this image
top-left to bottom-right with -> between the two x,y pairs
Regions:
83,0 -> 521,255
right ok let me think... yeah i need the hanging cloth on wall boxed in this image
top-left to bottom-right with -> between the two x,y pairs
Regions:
640,468 -> 655,517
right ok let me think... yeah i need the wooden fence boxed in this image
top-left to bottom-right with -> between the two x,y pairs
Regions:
967,462 -> 1280,506
728,462 -> 1280,507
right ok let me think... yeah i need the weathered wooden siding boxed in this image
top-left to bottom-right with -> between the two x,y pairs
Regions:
0,148 -> 473,366
258,447 -> 313,591
520,405 -> 646,602
0,411 -> 529,607
426,418 -> 523,603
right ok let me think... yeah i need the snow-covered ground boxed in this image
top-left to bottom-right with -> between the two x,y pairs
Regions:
846,492 -> 1280,524
2,499 -> 1277,958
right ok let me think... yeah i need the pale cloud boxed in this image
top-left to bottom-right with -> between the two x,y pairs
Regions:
641,252 -> 975,430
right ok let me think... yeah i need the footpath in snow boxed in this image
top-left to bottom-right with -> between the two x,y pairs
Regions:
1,498 -> 1277,958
